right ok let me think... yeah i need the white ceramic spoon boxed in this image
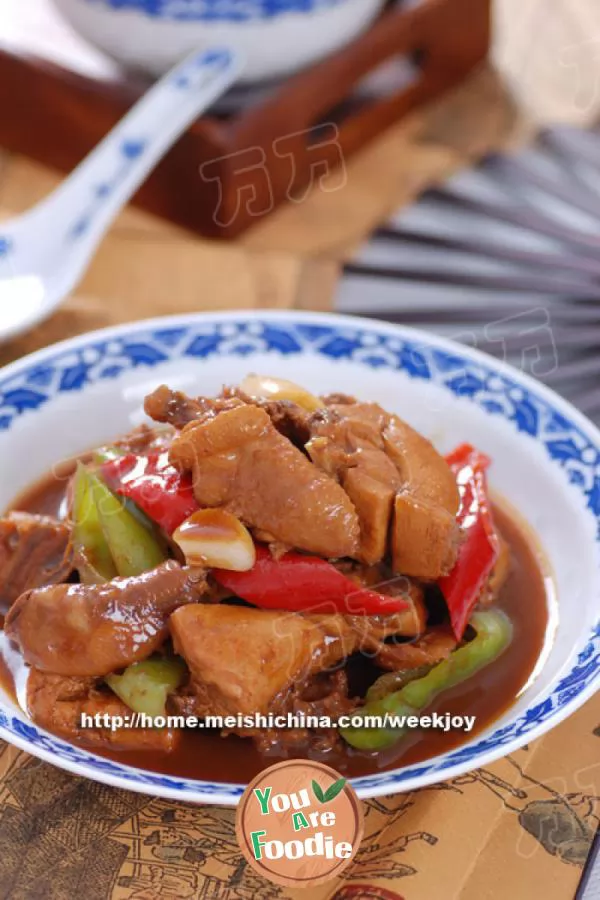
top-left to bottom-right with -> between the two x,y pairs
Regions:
0,46 -> 242,343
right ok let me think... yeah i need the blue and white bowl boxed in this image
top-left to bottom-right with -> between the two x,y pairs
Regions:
0,310 -> 598,804
53,0 -> 386,82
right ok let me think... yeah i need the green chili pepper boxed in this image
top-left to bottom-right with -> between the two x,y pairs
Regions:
88,471 -> 166,577
106,656 -> 187,717
365,665 -> 435,703
71,463 -> 118,583
341,610 -> 513,751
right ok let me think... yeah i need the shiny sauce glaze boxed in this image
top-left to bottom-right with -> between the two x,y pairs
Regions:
0,468 -> 554,781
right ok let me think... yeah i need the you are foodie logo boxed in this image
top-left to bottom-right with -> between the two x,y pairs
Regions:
236,760 -> 364,887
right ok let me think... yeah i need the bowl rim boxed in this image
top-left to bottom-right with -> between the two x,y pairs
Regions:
0,308 -> 598,805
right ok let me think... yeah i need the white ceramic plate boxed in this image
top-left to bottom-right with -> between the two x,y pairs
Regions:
0,310 -> 598,804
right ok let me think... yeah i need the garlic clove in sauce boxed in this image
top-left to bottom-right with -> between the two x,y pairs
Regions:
173,509 -> 256,571
240,374 -> 323,412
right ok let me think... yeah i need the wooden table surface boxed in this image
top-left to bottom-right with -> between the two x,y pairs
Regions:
1,0 -> 599,369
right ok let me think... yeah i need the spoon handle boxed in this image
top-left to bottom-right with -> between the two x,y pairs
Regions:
32,47 -> 241,250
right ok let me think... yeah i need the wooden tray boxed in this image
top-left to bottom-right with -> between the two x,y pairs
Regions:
0,0 -> 490,239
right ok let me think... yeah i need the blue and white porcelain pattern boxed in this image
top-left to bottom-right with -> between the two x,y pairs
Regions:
53,0 -> 386,81
67,138 -> 148,241
82,0 -> 348,19
0,310 -> 598,805
65,47 -> 235,239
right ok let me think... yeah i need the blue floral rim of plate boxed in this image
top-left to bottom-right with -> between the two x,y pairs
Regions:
84,0 -> 348,22
0,315 -> 598,799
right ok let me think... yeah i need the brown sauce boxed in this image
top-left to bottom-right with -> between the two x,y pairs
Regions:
1,471 -> 553,783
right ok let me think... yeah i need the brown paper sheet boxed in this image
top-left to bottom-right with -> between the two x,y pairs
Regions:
0,22 -> 599,893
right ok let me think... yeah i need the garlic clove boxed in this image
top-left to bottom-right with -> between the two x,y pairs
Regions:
240,373 -> 323,412
173,509 -> 256,571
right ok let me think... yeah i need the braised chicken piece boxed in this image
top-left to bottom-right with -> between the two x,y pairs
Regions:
144,384 -> 242,430
145,384 -> 210,429
168,404 -> 360,559
383,414 -> 460,578
341,467 -> 397,566
0,512 -> 73,611
169,605 -> 358,718
306,400 -> 460,577
307,606 -> 429,661
27,669 -> 178,752
170,598 -> 430,723
114,422 -> 174,454
344,595 -> 427,651
146,384 -> 314,449
374,628 -> 457,671
321,393 -> 357,406
221,385 -> 313,447
146,384 -> 458,574
0,374 -> 528,770
5,561 -> 205,677
307,402 -> 402,566
256,400 -> 312,447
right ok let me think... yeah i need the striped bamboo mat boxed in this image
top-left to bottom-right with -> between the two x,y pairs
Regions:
336,125 -> 600,424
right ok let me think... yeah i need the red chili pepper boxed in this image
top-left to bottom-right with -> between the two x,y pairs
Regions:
101,452 -> 198,535
438,443 -> 500,640
213,545 -> 409,616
